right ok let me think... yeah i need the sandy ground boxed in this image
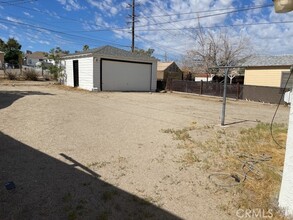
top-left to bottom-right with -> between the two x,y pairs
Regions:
0,83 -> 290,220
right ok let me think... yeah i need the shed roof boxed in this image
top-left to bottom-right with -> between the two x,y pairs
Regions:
26,51 -> 47,59
157,62 -> 174,71
242,55 -> 293,67
63,45 -> 156,61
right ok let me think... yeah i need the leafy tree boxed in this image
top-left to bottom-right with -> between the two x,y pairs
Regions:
3,38 -> 22,67
47,47 -> 67,80
83,45 -> 89,51
0,39 -> 6,52
134,48 -> 155,57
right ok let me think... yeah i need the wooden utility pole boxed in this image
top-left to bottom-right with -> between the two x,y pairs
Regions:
131,0 -> 135,52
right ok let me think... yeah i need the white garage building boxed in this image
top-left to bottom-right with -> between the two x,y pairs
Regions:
62,45 -> 157,92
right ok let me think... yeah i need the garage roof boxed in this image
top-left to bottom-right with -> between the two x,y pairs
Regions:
242,55 -> 293,67
63,45 -> 156,61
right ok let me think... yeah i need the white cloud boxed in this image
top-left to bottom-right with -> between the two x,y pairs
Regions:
57,0 -> 85,11
44,9 -> 61,19
0,24 -> 8,30
39,40 -> 50,45
23,12 -> 34,18
6,16 -> 22,23
86,0 -> 120,16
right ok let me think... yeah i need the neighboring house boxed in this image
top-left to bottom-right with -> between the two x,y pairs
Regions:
0,51 -> 4,68
157,61 -> 182,81
62,45 -> 157,91
194,73 -> 214,82
24,51 -> 66,68
243,55 -> 293,88
241,55 -> 293,104
24,51 -> 47,66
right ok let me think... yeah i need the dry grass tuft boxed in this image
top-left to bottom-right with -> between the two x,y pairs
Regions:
232,123 -> 287,219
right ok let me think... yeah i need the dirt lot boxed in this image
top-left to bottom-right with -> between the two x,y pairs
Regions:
0,83 -> 290,220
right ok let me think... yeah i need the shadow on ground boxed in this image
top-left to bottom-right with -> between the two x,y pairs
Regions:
0,91 -> 53,110
0,132 -> 181,219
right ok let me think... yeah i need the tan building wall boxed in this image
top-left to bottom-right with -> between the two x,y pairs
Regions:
244,66 -> 291,88
157,71 -> 164,80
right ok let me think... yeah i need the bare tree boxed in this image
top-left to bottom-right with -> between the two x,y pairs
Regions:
182,25 -> 252,80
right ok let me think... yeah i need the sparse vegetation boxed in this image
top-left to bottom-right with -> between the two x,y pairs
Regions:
87,161 -> 109,168
162,122 -> 288,219
229,123 -> 287,219
5,70 -> 18,80
23,69 -> 38,81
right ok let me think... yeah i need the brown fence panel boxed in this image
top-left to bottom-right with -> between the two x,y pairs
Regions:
170,80 -> 286,104
242,85 -> 288,104
170,80 -> 243,99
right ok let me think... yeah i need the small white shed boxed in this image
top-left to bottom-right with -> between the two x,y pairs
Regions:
62,45 -> 157,92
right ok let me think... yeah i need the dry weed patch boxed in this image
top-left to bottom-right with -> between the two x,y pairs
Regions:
162,122 -> 288,219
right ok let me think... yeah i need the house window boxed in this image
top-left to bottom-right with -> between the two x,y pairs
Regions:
280,71 -> 293,89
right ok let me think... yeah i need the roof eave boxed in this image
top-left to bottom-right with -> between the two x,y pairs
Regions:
61,52 -> 93,60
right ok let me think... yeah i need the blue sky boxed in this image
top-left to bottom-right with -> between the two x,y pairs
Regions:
0,0 -> 292,60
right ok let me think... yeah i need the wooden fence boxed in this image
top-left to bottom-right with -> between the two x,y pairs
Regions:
168,80 -> 242,99
167,80 -> 288,104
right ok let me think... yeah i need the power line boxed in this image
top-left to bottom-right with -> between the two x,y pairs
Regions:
0,18 -> 129,48
135,34 -> 185,56
66,5 -> 277,34
138,4 -> 273,18
2,2 -> 97,26
135,20 -> 293,32
0,0 -> 37,5
134,4 -> 274,28
65,20 -> 293,33
0,11 -> 76,33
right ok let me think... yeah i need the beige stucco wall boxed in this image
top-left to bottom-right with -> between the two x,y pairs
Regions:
244,67 -> 291,87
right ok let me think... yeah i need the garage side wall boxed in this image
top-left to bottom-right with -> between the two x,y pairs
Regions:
64,57 -> 94,90
78,57 -> 94,90
64,59 -> 73,87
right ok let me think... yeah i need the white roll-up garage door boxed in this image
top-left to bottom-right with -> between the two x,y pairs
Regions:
101,59 -> 152,91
